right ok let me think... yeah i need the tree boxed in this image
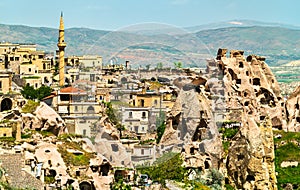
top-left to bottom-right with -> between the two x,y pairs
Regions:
145,64 -> 151,70
21,85 -> 36,100
36,85 -> 52,100
156,110 -> 166,144
156,62 -> 163,70
21,85 -> 52,100
138,153 -> 186,186
174,62 -> 182,69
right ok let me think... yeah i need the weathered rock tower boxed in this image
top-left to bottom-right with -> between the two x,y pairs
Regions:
57,12 -> 67,87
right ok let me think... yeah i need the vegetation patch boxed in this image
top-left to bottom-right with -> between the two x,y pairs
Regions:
273,130 -> 300,189
137,152 -> 185,186
22,76 -> 40,79
57,140 -> 95,166
21,85 -> 52,100
219,128 -> 239,139
0,137 -> 15,142
21,100 -> 40,113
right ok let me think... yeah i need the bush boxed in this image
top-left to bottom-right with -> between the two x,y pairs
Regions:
137,153 -> 186,186
21,85 -> 52,100
21,100 -> 40,113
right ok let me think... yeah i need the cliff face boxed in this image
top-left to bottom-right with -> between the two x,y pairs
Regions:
214,49 -> 280,189
285,86 -> 300,131
161,49 -> 281,189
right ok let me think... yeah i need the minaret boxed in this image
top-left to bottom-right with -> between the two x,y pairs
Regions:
57,12 -> 67,86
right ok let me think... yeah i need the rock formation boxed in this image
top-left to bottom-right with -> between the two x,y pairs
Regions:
285,86 -> 300,131
161,49 -> 281,189
34,102 -> 67,135
160,73 -> 223,169
17,102 -> 67,135
216,49 -> 279,189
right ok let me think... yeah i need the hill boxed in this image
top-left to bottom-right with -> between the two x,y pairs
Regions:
0,23 -> 300,67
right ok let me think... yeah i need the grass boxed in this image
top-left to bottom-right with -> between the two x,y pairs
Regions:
21,100 -> 40,113
57,140 -> 95,166
44,176 -> 55,184
22,76 -> 40,79
219,128 -> 239,139
0,137 -> 15,142
273,130 -> 300,188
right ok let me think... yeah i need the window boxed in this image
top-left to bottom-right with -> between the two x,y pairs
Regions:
141,99 -> 145,107
154,100 -> 158,105
87,106 -> 95,113
0,81 -> 2,89
75,106 -> 78,111
10,57 -> 13,61
134,126 -> 138,133
142,112 -> 146,118
129,112 -> 133,118
83,129 -> 86,136
29,68 -> 32,72
15,57 -> 19,61
141,149 -> 144,155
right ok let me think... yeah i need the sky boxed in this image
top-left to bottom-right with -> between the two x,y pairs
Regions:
0,0 -> 299,31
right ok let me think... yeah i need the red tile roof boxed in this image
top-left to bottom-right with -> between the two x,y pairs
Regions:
59,86 -> 86,94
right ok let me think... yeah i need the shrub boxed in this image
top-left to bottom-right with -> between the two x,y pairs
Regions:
21,100 -> 40,113
21,85 -> 52,100
137,153 -> 186,186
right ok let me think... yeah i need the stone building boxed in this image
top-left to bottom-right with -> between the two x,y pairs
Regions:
44,86 -> 102,137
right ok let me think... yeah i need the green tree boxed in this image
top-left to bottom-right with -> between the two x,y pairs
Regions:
145,64 -> 151,70
138,153 -> 186,186
36,85 -> 52,100
156,62 -> 163,70
174,62 -> 182,69
156,110 -> 166,144
21,85 -> 53,100
21,85 -> 36,99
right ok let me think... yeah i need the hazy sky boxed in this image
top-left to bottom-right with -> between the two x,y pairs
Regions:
0,0 -> 298,30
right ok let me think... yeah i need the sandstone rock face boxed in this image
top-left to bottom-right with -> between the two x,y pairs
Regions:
21,113 -> 41,130
162,49 -> 279,189
285,86 -> 300,131
226,114 -> 277,189
96,116 -> 120,141
216,49 -> 279,189
20,102 -> 67,136
34,142 -> 71,186
160,81 -> 223,168
34,102 -> 67,135
217,49 -> 285,130
94,137 -> 133,168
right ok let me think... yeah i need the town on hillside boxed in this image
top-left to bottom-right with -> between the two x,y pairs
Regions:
0,14 -> 300,190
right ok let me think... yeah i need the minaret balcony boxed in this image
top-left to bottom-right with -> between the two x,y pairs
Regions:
57,42 -> 67,48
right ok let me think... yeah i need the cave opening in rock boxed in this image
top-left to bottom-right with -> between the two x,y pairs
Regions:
0,98 -> 12,112
246,175 -> 255,182
253,78 -> 260,86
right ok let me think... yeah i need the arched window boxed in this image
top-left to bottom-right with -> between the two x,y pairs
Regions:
87,106 -> 95,114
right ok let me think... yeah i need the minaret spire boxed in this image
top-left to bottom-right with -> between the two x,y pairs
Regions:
57,12 -> 66,87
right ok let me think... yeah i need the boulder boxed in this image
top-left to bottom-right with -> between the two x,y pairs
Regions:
280,161 -> 298,168
34,102 -> 67,135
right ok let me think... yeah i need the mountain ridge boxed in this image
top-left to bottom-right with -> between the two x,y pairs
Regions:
1,21 -> 300,67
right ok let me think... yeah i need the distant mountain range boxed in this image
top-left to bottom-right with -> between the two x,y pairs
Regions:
0,20 -> 300,68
